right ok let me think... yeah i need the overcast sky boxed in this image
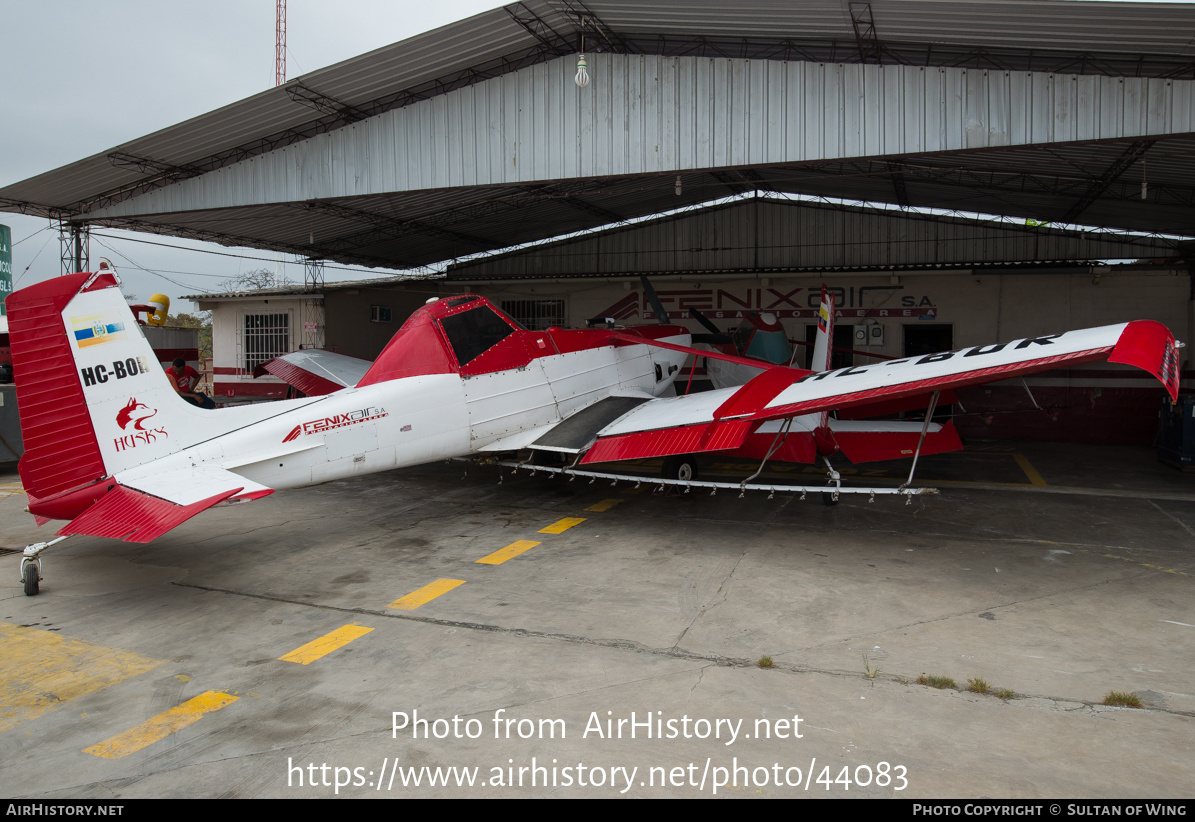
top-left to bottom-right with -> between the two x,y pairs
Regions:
0,0 -> 506,310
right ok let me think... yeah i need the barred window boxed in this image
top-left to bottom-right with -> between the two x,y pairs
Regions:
242,312 -> 291,371
500,299 -> 565,331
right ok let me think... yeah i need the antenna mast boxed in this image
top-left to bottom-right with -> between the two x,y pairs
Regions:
275,0 -> 287,86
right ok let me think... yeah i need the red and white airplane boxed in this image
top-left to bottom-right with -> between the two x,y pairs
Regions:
6,269 -> 1182,595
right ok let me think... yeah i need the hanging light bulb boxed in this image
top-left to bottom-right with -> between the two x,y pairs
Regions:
575,54 -> 590,88
1141,158 -> 1148,200
675,175 -> 683,196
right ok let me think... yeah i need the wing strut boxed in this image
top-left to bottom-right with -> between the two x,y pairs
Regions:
739,417 -> 795,496
899,390 -> 941,496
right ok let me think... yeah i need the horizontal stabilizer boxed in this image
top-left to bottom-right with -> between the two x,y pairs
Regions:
56,484 -> 242,543
117,463 -> 274,506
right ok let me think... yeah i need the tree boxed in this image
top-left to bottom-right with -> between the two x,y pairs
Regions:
219,267 -> 293,292
168,310 -> 213,362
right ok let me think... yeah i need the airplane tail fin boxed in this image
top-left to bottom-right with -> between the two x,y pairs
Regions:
7,271 -> 240,518
810,286 -> 835,373
808,286 -> 836,447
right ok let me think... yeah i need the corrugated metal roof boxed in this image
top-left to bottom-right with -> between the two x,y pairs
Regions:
4,0 -> 1194,215
2,0 -> 1194,270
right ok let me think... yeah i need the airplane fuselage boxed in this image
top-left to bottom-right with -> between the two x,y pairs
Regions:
158,334 -> 691,494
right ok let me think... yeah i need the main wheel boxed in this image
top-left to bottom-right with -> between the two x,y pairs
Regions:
662,454 -> 699,483
821,491 -> 839,507
22,562 -> 39,596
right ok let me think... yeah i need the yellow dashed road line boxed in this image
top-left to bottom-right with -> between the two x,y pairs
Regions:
278,624 -> 374,665
539,517 -> 586,534
387,578 -> 466,610
476,540 -> 540,566
1013,454 -> 1047,486
585,499 -> 623,512
84,691 -> 238,759
1093,550 -> 1189,577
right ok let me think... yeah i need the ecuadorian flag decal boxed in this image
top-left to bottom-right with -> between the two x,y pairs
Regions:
817,302 -> 830,333
71,314 -> 127,348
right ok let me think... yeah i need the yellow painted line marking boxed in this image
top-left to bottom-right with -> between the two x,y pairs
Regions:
1013,454 -> 1047,487
83,691 -> 238,759
585,499 -> 623,512
476,540 -> 540,566
387,579 -> 466,611
0,623 -> 164,733
278,624 -> 374,665
1093,550 -> 1189,577
539,517 -> 586,534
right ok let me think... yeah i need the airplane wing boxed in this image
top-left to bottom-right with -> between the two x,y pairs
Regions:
253,349 -> 373,396
581,320 -> 1180,464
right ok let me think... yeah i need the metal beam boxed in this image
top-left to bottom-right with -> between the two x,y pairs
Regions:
765,157 -> 1195,211
305,201 -> 493,250
504,2 -> 572,53
1060,140 -> 1155,222
558,0 -> 636,54
887,161 -> 910,207
285,82 -> 372,124
710,170 -> 751,197
849,2 -> 882,65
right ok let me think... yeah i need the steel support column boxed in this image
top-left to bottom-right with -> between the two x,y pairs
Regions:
58,223 -> 88,276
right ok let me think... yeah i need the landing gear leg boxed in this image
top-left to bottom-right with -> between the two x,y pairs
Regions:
19,537 -> 68,597
821,456 -> 841,506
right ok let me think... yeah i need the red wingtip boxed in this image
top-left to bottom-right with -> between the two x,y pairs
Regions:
1109,320 -> 1181,403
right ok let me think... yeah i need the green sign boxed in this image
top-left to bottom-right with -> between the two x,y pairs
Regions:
0,224 -> 10,317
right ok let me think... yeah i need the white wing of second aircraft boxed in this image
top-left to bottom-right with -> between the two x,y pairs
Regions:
580,320 -> 1180,465
253,349 -> 373,396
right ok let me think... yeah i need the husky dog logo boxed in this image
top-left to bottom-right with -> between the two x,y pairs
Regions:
113,398 -> 168,453
116,398 -> 158,431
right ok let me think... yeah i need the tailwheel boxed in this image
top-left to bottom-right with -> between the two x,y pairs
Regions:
22,561 -> 39,596
18,536 -> 66,597
662,454 -> 699,483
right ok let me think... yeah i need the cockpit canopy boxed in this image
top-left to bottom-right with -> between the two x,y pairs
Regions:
357,294 -> 531,386
731,312 -> 792,365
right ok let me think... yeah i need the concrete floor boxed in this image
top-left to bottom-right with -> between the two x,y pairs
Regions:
0,442 -> 1192,798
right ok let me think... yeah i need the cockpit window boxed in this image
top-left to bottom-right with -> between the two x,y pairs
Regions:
440,306 -> 518,366
445,296 -> 480,308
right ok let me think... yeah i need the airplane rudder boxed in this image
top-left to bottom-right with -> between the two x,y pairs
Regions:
7,273 -> 207,497
8,274 -> 109,499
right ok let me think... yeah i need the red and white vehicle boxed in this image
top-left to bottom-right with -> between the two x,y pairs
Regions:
6,270 -> 1182,595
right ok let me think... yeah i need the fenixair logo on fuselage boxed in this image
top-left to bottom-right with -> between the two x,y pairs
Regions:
80,356 -> 151,386
282,407 -> 388,442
